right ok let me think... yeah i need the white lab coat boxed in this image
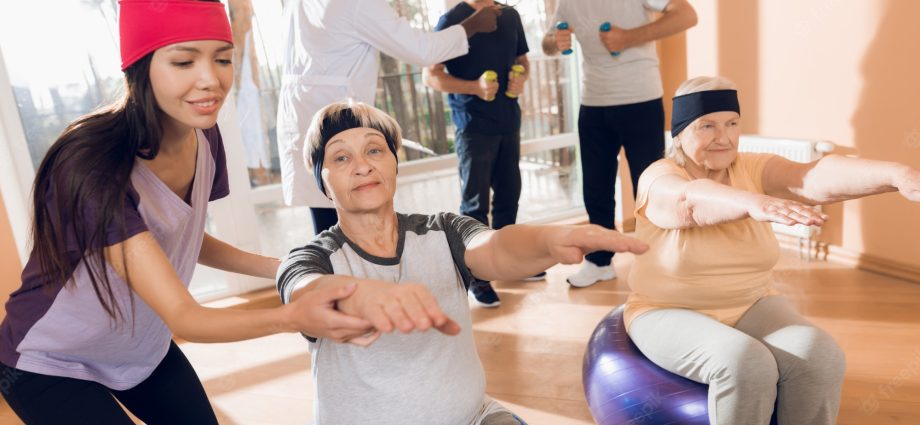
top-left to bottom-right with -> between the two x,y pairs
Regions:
277,0 -> 469,207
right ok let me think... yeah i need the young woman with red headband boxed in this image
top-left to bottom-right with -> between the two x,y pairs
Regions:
0,1 -> 375,423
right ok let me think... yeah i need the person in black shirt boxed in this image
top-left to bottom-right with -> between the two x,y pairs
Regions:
424,0 -> 539,308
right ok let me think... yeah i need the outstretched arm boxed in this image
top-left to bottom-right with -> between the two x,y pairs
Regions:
644,173 -> 828,230
106,232 -> 371,344
463,224 -> 649,281
354,1 -> 500,66
762,154 -> 919,205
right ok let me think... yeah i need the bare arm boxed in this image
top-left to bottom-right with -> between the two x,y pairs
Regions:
423,63 -> 480,95
631,0 -> 698,45
762,154 -> 917,205
106,232 -> 369,343
644,173 -> 827,230
198,232 -> 279,279
599,0 -> 698,52
352,0 -> 499,67
463,224 -> 649,281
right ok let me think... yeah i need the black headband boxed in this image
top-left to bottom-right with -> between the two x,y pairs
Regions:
671,89 -> 741,138
312,107 -> 399,196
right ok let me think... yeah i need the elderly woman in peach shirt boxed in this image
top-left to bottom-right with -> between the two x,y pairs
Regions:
624,76 -> 920,425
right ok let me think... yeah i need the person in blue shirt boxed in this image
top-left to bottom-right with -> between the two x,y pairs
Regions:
424,0 -> 538,308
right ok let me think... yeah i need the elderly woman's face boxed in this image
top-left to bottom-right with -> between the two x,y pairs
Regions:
678,111 -> 741,171
321,127 -> 397,212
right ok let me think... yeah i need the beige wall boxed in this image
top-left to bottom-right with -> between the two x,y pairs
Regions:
0,189 -> 22,319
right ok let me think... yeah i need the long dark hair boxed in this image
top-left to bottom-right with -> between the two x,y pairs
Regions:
30,52 -> 163,321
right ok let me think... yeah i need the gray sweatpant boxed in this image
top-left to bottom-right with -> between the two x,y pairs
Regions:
628,296 -> 846,425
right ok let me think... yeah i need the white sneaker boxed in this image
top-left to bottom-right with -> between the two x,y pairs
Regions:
566,262 -> 617,288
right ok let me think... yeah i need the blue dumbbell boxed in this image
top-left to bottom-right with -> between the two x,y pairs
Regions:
556,21 -> 573,55
599,22 -> 621,57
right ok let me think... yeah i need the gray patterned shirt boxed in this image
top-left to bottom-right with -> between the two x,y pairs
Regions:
277,212 -> 492,424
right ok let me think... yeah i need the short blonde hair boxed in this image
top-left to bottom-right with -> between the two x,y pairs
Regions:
667,76 -> 738,166
304,101 -> 403,168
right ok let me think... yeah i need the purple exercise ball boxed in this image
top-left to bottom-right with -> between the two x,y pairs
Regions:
582,306 -> 779,425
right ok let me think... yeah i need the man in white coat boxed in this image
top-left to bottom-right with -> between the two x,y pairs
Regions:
277,0 -> 501,234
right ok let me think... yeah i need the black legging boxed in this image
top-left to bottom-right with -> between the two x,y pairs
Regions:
0,341 -> 218,425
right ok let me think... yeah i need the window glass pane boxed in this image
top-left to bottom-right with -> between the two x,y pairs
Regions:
0,0 -> 122,170
374,0 -> 580,158
229,0 -> 285,187
394,145 -> 583,219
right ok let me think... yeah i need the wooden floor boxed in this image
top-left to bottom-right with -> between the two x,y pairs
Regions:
1,249 -> 919,424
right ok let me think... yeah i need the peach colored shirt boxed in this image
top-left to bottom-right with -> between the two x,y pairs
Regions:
625,153 -> 781,330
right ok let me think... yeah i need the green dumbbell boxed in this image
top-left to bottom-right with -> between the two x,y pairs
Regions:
506,65 -> 525,99
481,70 -> 497,102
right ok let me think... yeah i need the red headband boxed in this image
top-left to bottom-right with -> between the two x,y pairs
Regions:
118,0 -> 234,71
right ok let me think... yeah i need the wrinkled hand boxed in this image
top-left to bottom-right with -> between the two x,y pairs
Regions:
475,75 -> 499,101
460,5 -> 501,38
287,283 -> 377,347
546,225 -> 649,264
506,70 -> 527,97
894,166 -> 920,202
554,28 -> 573,53
748,195 -> 828,226
598,24 -> 630,53
351,280 -> 462,336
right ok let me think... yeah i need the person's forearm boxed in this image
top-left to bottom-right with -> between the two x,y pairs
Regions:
796,155 -> 902,204
623,2 -> 697,48
170,303 -> 292,343
471,225 -> 559,280
290,274 -> 387,317
199,233 -> 280,279
423,68 -> 478,94
681,179 -> 759,227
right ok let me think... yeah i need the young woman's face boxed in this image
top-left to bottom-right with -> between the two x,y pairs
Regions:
149,40 -> 233,131
321,127 -> 398,213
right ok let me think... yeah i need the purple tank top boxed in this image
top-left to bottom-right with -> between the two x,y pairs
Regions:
0,127 -> 229,390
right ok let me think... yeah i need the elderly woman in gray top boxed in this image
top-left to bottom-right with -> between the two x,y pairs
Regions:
275,101 -> 649,425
